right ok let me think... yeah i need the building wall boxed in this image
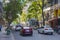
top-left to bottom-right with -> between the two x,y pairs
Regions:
43,0 -> 58,21
44,0 -> 58,8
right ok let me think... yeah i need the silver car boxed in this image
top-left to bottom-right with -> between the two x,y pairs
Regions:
37,25 -> 54,35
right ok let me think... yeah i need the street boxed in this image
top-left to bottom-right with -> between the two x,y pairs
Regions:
12,30 -> 60,40
0,0 -> 60,40
0,28 -> 60,40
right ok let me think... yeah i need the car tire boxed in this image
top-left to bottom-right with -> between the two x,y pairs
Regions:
20,32 -> 23,35
58,30 -> 60,34
42,31 -> 44,34
51,32 -> 53,35
20,33 -> 24,36
20,32 -> 22,35
38,30 -> 44,34
38,30 -> 40,34
30,32 -> 33,36
30,33 -> 33,36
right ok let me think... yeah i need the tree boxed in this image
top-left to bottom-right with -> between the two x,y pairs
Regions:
20,12 -> 27,22
28,0 -> 42,21
3,0 -> 26,27
28,0 -> 47,25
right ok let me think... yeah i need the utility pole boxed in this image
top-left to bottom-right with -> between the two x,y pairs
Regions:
42,0 -> 45,26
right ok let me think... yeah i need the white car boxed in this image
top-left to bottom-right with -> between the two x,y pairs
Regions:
37,25 -> 54,35
57,26 -> 60,34
12,26 -> 16,30
15,25 -> 22,31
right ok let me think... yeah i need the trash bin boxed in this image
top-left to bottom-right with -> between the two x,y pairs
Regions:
6,29 -> 10,35
5,28 -> 11,35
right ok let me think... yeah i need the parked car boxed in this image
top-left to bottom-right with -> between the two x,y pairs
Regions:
57,26 -> 60,34
33,26 -> 38,30
11,26 -> 16,30
20,27 -> 33,36
37,25 -> 54,35
58,29 -> 60,34
15,24 -> 22,31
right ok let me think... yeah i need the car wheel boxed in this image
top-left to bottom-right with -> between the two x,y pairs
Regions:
40,30 -> 44,34
20,33 -> 24,36
42,31 -> 44,34
51,32 -> 53,35
58,30 -> 60,34
15,29 -> 17,31
20,33 -> 21,35
38,30 -> 40,34
20,32 -> 23,35
30,33 -> 33,36
20,32 -> 22,35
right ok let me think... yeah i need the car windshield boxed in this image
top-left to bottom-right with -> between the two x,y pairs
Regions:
23,27 -> 30,29
16,24 -> 22,27
44,25 -> 51,28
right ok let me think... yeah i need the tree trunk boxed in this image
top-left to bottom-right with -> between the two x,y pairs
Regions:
42,0 -> 45,26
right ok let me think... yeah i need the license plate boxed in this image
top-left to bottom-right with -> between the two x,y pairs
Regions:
26,30 -> 29,32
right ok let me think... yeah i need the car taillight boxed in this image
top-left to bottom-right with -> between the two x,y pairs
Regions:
30,28 -> 32,30
22,29 -> 25,32
45,28 -> 48,30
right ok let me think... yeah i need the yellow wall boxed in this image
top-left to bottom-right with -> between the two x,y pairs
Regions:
54,9 -> 58,17
54,8 -> 60,17
58,8 -> 60,16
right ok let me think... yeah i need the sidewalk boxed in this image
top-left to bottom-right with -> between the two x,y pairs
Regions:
0,27 -> 15,40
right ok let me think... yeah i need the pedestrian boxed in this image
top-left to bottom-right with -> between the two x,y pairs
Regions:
36,20 -> 39,27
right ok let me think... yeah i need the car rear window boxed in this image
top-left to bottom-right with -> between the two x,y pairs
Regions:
23,27 -> 30,29
44,25 -> 51,28
16,25 -> 22,27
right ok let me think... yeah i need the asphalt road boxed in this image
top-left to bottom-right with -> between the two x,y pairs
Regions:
12,30 -> 60,40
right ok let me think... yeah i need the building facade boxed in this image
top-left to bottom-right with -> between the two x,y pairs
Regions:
43,0 -> 58,21
44,0 -> 60,31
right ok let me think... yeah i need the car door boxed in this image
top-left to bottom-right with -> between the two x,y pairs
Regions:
38,27 -> 44,33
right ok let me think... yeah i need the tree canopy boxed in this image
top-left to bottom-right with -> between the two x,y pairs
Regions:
28,0 -> 48,21
3,0 -> 26,23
